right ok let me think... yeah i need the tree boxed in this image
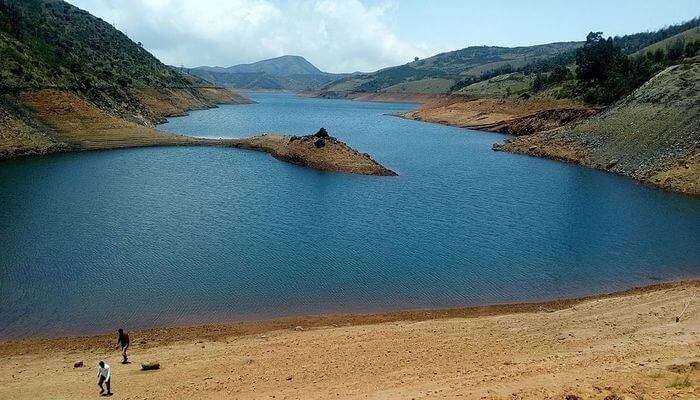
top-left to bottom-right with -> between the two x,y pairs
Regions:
685,40 -> 700,57
651,48 -> 665,63
666,39 -> 685,61
532,74 -> 545,92
575,32 -> 626,84
549,65 -> 571,84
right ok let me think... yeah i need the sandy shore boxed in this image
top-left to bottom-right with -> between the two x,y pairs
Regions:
1,281 -> 698,399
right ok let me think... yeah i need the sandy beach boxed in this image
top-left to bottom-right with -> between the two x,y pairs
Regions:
1,281 -> 698,399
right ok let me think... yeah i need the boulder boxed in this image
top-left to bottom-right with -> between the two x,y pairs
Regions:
141,362 -> 160,371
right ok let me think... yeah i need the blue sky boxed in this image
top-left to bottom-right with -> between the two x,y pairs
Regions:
69,0 -> 699,72
382,0 -> 699,49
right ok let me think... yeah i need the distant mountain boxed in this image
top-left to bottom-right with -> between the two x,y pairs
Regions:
224,55 -> 323,76
190,55 -> 350,91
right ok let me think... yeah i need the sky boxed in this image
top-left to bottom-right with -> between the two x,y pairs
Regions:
67,0 -> 699,73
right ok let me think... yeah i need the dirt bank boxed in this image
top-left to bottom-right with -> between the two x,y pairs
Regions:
227,133 -> 397,176
0,281 -> 697,399
0,86 -> 252,160
399,97 -> 600,135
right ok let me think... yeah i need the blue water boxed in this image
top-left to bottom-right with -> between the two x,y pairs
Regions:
0,92 -> 698,339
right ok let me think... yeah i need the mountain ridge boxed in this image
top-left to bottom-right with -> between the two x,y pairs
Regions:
190,55 -> 350,91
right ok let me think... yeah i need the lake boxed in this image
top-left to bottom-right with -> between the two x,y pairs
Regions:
0,92 -> 698,339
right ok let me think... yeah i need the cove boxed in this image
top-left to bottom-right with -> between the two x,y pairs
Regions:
0,92 -> 698,339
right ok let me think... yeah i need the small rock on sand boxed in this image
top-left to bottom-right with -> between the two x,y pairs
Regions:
73,361 -> 83,368
141,362 -> 160,371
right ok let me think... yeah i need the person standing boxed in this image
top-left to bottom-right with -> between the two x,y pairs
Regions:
97,360 -> 112,396
117,328 -> 130,363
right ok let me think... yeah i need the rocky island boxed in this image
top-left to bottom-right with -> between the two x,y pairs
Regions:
226,129 -> 397,176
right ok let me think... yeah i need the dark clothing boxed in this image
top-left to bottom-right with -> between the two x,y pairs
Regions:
118,332 -> 129,348
98,375 -> 111,393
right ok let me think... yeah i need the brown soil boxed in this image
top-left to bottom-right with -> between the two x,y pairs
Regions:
400,97 -> 600,135
1,281 -> 697,399
133,86 -> 253,122
0,86 -> 252,160
227,134 -> 397,176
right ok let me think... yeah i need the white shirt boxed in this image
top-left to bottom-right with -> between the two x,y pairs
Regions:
98,363 -> 111,381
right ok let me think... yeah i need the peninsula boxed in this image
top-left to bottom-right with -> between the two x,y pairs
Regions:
227,130 -> 397,176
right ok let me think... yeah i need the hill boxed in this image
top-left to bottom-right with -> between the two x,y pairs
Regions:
633,26 -> 700,56
220,55 -> 323,76
0,0 -> 251,159
495,58 -> 700,195
190,55 -> 350,91
319,42 -> 582,95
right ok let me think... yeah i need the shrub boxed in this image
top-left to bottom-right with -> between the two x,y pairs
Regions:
314,127 -> 329,138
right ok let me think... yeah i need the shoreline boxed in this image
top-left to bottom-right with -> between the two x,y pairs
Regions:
2,279 -> 696,356
2,279 -> 698,399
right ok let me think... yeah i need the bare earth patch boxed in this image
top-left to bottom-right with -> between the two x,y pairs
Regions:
399,97 -> 600,135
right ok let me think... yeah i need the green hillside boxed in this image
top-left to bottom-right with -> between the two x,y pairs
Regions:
633,27 -> 700,56
0,0 -> 196,89
0,0 -> 247,160
321,42 -> 582,93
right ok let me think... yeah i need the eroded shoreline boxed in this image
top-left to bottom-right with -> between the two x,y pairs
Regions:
2,279 -> 696,356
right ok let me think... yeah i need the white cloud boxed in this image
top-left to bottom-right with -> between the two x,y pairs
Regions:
67,0 -> 439,73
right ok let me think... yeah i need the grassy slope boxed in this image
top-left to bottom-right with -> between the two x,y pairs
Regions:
0,0 -> 250,159
321,42 -> 581,94
632,27 -> 700,57
455,72 -> 535,98
495,58 -> 700,195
